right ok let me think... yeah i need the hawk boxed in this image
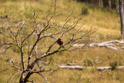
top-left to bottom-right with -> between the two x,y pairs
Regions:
57,38 -> 63,47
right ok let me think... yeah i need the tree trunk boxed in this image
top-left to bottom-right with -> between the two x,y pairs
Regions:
119,0 -> 124,36
108,0 -> 112,8
19,72 -> 33,83
19,77 -> 24,83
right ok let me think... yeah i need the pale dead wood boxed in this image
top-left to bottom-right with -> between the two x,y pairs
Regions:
73,40 -> 124,50
60,65 -> 124,71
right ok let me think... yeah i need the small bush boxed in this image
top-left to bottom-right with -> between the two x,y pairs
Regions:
81,7 -> 89,15
110,61 -> 118,70
83,58 -> 95,66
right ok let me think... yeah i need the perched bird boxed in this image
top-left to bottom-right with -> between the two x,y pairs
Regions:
57,38 -> 63,47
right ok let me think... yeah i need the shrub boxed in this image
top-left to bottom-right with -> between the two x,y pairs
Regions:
81,7 -> 89,15
83,58 -> 95,66
110,61 -> 118,70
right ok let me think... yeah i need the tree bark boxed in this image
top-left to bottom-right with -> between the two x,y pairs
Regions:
108,0 -> 112,8
119,0 -> 124,36
19,72 -> 33,83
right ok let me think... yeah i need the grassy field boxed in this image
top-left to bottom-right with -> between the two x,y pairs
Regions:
0,0 -> 124,83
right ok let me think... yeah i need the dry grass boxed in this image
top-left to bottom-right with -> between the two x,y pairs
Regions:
0,0 -> 124,83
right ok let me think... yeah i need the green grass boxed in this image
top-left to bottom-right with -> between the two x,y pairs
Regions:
0,0 -> 124,83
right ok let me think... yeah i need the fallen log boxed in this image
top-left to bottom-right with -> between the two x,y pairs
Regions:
60,65 -> 83,70
73,40 -> 124,50
59,65 -> 124,71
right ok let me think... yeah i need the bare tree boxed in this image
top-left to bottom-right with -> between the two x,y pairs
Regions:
0,4 -> 94,83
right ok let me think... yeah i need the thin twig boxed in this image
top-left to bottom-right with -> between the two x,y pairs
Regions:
38,73 -> 49,83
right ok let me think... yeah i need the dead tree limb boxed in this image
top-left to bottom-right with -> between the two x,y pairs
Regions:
60,65 -> 124,71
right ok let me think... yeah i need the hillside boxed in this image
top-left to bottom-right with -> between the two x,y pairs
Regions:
0,0 -> 121,37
